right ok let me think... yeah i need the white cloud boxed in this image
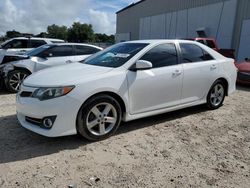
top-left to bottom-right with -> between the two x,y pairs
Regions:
0,0 -> 26,35
0,0 -> 127,36
89,9 -> 115,35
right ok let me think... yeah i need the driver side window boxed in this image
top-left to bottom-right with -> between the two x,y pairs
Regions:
4,39 -> 28,49
140,43 -> 178,68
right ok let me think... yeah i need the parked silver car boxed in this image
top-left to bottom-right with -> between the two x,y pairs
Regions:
0,37 -> 64,64
1,43 -> 103,92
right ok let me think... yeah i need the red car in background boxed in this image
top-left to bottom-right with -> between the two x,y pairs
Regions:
235,59 -> 250,85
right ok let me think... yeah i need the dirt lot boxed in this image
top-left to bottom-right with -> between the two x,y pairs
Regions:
0,86 -> 249,188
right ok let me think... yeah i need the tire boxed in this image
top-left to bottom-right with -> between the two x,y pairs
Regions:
76,94 -> 122,141
206,80 -> 226,110
5,70 -> 30,93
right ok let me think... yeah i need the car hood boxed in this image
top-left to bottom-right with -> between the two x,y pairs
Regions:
2,54 -> 30,65
236,62 -> 250,72
23,63 -> 114,87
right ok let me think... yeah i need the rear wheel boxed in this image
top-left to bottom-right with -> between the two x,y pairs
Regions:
207,80 -> 226,109
76,94 -> 122,141
6,70 -> 30,93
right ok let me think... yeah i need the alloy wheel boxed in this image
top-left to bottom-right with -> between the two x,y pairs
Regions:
210,83 -> 225,107
86,102 -> 118,136
9,72 -> 28,91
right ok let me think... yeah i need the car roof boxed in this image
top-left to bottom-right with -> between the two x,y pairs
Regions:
11,37 -> 64,42
50,43 -> 103,49
124,39 -> 225,60
124,39 -> 200,45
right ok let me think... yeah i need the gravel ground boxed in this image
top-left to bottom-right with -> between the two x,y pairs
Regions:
0,86 -> 249,188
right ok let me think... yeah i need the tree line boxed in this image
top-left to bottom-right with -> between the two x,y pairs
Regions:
0,22 -> 115,43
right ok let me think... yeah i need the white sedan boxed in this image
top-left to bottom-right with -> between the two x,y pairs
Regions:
16,40 -> 237,140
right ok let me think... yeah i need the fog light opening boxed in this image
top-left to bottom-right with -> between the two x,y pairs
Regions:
43,118 -> 53,128
42,116 -> 56,129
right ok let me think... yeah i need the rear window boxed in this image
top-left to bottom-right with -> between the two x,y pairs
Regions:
30,40 -> 46,48
75,45 -> 100,55
180,43 -> 214,63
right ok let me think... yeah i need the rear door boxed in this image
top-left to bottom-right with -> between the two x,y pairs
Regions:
127,43 -> 183,114
30,39 -> 46,49
73,45 -> 101,62
34,45 -> 74,71
179,43 -> 219,104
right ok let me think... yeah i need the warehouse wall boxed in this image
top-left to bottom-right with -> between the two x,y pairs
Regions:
116,0 -> 229,41
116,0 -> 250,61
139,0 -> 237,48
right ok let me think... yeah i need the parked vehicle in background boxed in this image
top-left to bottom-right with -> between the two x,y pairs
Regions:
16,40 -> 237,141
235,59 -> 250,85
0,37 -> 64,64
188,38 -> 235,59
2,43 -> 103,92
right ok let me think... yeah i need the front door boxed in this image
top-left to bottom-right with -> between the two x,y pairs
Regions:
127,43 -> 183,114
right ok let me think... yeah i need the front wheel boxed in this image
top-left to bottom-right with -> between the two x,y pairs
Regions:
207,80 -> 226,110
6,70 -> 30,93
76,95 -> 122,141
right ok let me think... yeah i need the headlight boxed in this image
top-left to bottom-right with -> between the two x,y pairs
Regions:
32,86 -> 75,101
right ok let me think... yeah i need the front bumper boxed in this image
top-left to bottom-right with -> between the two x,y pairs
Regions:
16,85 -> 82,137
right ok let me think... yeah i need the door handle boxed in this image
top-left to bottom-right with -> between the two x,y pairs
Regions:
211,64 -> 217,70
172,69 -> 182,76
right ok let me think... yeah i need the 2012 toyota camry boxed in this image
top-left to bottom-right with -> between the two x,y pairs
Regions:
16,40 -> 237,141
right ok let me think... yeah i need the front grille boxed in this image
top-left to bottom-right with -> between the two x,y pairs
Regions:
25,116 -> 42,126
238,72 -> 250,82
20,91 -> 33,97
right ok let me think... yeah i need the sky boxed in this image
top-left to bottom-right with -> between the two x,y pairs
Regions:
0,0 -> 140,36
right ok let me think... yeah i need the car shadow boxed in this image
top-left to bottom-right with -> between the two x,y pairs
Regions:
118,104 -> 208,134
0,105 -> 208,164
0,92 -> 10,96
236,84 -> 250,92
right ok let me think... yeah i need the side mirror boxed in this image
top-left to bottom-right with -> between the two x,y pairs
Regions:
130,60 -> 153,71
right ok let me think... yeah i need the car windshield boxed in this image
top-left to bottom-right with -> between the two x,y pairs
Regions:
82,43 -> 149,68
26,44 -> 54,56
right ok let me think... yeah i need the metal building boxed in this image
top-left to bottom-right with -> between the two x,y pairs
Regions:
116,0 -> 250,61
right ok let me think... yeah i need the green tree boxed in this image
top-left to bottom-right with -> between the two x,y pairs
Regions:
5,30 -> 21,38
94,33 -> 115,43
35,32 -> 49,38
47,24 -> 68,40
67,22 -> 94,43
95,33 -> 108,42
